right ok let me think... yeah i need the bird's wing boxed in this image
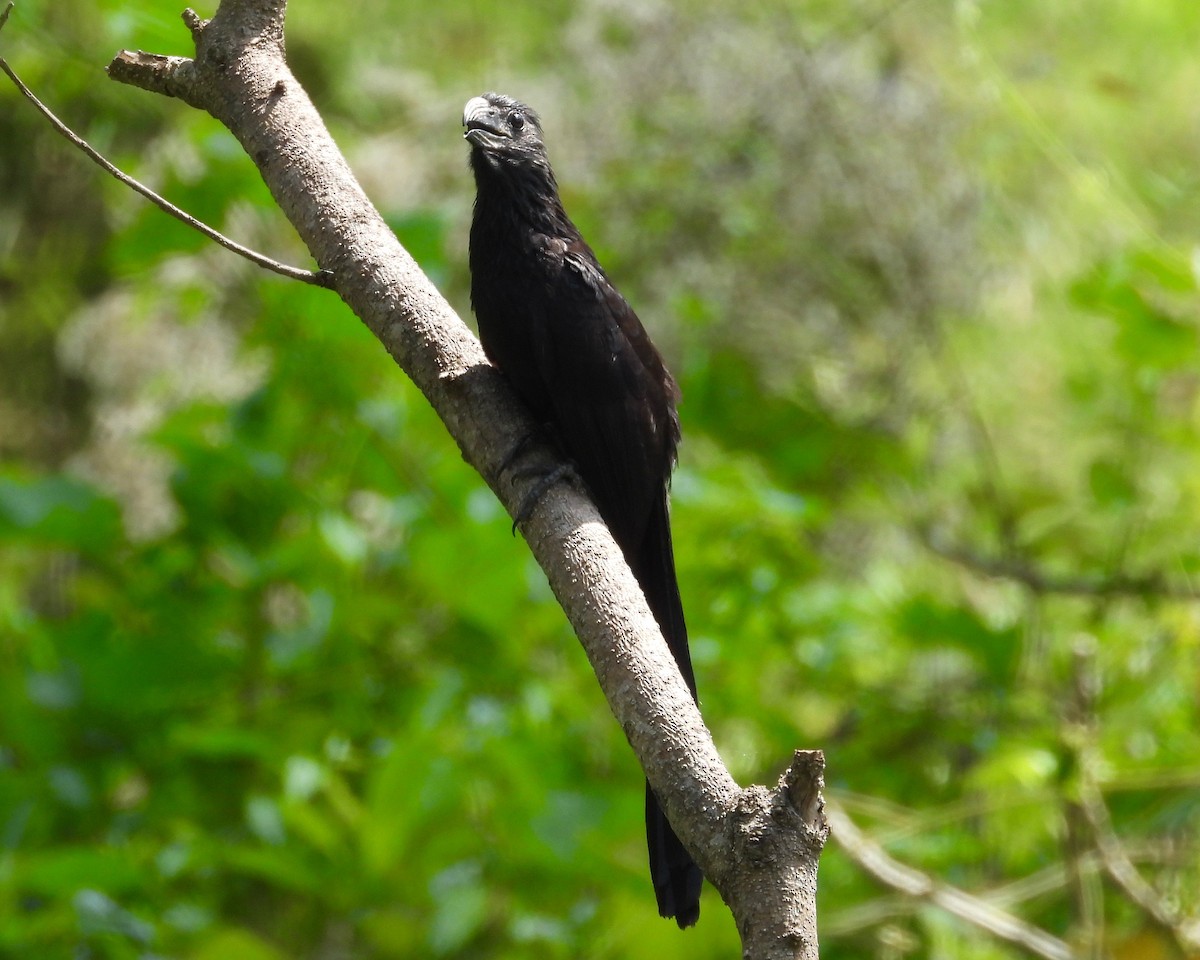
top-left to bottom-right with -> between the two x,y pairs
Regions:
529,234 -> 677,550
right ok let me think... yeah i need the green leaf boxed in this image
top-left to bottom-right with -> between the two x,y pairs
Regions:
427,860 -> 488,954
17,848 -> 145,898
1088,457 -> 1137,507
192,928 -> 290,960
0,474 -> 121,552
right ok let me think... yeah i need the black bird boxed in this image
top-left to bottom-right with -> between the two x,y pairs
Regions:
463,92 -> 704,928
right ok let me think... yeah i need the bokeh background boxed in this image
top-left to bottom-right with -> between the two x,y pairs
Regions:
2,1 -> 1198,957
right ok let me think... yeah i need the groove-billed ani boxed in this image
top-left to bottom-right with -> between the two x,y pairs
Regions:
463,92 -> 704,928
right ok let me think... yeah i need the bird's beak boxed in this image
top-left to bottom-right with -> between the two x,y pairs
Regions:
463,96 -> 508,147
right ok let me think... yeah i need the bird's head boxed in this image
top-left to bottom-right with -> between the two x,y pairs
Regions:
463,92 -> 548,172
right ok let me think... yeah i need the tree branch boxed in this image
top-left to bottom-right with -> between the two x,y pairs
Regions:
1078,782 -> 1200,955
1067,642 -> 1200,955
51,0 -> 828,954
921,529 -> 1199,601
0,3 -> 330,288
827,801 -> 1078,960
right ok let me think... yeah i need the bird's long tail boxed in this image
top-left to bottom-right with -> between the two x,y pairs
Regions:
635,490 -> 704,928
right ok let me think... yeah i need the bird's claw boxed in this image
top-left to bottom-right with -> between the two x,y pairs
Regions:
497,429 -> 541,480
511,462 -> 576,535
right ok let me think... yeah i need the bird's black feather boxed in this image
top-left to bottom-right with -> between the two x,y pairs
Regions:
464,92 -> 703,927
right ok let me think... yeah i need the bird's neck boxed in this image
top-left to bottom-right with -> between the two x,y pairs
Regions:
471,154 -> 572,236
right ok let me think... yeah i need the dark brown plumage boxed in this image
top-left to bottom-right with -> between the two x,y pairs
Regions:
463,92 -> 703,928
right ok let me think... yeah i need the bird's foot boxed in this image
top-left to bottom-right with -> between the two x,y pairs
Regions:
510,461 -> 577,535
496,428 -> 578,534
497,429 -> 542,480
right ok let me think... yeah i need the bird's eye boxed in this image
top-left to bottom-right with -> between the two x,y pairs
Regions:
510,112 -> 525,131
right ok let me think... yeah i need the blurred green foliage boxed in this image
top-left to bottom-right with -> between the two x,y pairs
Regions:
2,1 -> 1198,958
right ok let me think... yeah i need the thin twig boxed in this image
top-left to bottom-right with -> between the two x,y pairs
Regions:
1063,639 -> 1106,958
922,530 -> 1199,601
0,5 -> 333,289
828,801 -> 1078,960
1064,641 -> 1200,955
1080,779 -> 1200,954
